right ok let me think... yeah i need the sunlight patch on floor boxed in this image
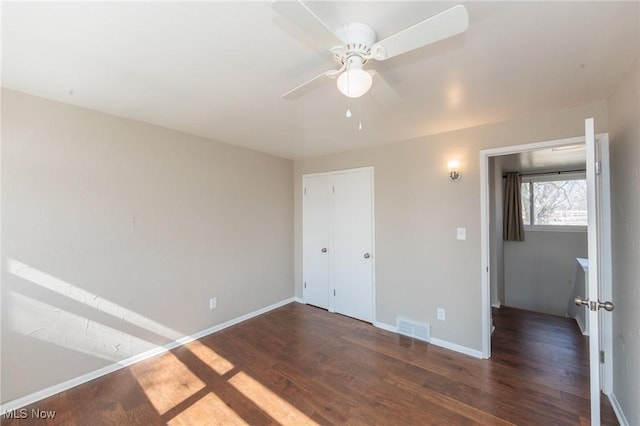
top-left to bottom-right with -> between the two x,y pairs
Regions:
167,392 -> 249,426
228,371 -> 318,426
6,258 -> 318,424
186,340 -> 234,375
130,352 -> 205,415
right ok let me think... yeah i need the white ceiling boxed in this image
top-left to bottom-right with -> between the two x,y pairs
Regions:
2,1 -> 639,160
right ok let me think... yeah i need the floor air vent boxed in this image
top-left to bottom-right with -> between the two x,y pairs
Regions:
397,317 -> 431,342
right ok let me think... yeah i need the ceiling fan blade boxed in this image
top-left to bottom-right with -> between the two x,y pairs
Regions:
367,70 -> 400,104
271,0 -> 342,48
371,5 -> 469,61
281,68 -> 342,100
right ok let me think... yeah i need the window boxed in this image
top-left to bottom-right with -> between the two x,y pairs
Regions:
521,174 -> 587,230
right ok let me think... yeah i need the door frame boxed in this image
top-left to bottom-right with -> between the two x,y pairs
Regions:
479,135 -> 612,394
301,166 -> 376,323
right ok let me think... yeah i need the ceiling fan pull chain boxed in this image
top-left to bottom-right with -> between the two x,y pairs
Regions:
358,97 -> 363,130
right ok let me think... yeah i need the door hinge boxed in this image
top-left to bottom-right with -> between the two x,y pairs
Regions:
595,161 -> 601,175
332,185 -> 335,194
600,350 -> 605,363
304,281 -> 306,289
304,187 -> 306,195
333,289 -> 336,296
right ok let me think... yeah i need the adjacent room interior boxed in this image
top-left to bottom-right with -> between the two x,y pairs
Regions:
2,1 -> 639,425
490,146 -> 589,317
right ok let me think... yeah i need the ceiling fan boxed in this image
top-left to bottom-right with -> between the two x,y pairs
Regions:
272,1 -> 469,100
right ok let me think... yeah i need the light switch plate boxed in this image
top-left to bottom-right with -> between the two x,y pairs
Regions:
457,227 -> 466,240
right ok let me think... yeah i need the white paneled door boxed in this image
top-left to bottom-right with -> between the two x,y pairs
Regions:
302,168 -> 374,323
580,117 -> 615,425
585,117 -> 602,424
302,174 -> 331,309
333,169 -> 374,322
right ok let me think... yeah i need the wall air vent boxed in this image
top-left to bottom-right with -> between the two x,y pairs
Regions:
396,317 -> 431,342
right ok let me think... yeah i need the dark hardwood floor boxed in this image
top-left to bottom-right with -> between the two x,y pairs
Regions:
2,303 -> 618,425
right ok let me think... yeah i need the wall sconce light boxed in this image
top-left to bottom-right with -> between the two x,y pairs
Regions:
447,160 -> 461,181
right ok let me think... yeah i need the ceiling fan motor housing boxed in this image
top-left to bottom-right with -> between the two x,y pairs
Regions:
336,23 -> 377,64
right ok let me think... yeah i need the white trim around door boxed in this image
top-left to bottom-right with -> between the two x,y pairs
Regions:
479,134 -> 612,365
301,166 -> 376,325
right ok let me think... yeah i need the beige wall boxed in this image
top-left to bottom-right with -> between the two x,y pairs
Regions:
294,101 -> 608,351
1,89 -> 294,403
607,54 -> 640,425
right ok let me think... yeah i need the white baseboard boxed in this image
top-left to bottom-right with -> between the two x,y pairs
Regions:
293,297 -> 306,304
373,321 -> 483,359
0,297 -> 296,413
608,392 -> 629,426
430,337 -> 484,359
373,321 -> 397,333
575,314 -> 589,336
491,302 -> 501,308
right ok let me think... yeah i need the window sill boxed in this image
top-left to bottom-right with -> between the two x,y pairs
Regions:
523,226 -> 587,233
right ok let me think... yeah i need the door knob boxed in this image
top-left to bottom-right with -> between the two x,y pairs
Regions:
598,300 -> 615,312
575,296 -> 589,307
321,248 -> 327,253
575,296 -> 615,312
363,253 -> 371,259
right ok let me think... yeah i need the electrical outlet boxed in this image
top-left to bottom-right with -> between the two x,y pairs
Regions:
437,308 -> 446,321
209,297 -> 217,310
456,227 -> 466,240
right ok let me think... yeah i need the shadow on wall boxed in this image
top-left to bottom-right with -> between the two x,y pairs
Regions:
7,258 -> 182,361
4,258 -> 317,424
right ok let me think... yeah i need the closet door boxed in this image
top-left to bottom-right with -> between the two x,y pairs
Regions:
302,174 -> 331,309
333,169 -> 374,322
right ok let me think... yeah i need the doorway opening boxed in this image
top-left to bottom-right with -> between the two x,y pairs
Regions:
480,134 -> 612,396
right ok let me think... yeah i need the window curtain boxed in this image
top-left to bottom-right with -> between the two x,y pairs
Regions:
503,172 -> 525,241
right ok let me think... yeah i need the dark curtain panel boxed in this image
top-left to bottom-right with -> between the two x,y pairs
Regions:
503,172 -> 525,241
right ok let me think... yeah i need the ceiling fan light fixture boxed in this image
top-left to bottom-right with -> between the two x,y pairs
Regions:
336,68 -> 372,98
